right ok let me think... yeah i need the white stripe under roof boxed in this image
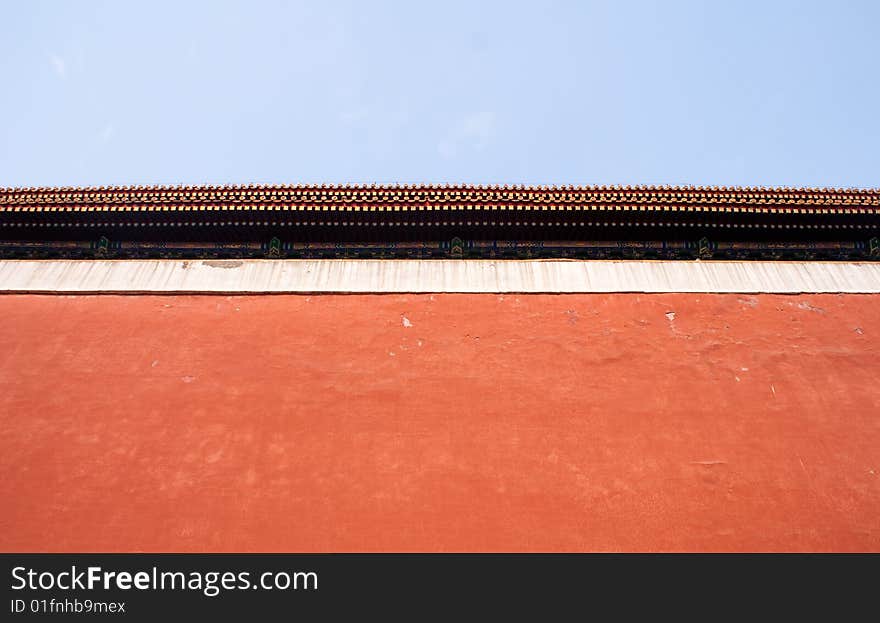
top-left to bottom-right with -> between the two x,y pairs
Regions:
0,260 -> 879,294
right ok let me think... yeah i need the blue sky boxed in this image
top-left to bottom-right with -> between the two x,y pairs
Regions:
2,0 -> 878,188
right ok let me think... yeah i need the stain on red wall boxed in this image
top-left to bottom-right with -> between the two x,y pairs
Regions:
1,293 -> 878,552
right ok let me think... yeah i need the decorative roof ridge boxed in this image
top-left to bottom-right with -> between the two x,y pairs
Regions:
2,183 -> 879,194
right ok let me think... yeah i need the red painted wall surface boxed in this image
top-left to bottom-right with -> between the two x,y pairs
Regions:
1,293 -> 878,552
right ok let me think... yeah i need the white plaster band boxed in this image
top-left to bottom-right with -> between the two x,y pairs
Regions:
1,260 -> 879,294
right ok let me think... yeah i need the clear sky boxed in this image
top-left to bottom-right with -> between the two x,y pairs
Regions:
2,0 -> 878,188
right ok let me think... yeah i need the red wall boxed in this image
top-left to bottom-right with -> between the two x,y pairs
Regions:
1,293 -> 878,552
